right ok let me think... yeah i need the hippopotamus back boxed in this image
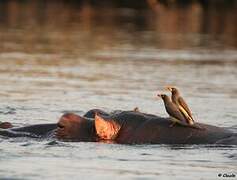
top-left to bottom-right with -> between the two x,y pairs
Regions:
96,111 -> 235,144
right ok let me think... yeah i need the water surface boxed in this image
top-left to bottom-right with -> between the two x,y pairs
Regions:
0,2 -> 237,179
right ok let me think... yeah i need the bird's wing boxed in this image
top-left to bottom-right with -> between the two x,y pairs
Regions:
167,105 -> 188,124
178,97 -> 194,120
178,105 -> 194,125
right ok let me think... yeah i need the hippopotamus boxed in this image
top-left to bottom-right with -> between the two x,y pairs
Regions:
0,109 -> 236,145
0,109 -> 107,140
95,111 -> 237,144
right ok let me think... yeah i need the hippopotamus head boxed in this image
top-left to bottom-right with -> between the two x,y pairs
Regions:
56,113 -> 96,142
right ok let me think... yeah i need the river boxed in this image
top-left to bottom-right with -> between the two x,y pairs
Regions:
0,1 -> 236,179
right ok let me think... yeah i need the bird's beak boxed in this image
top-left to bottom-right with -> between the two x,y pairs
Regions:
165,86 -> 172,92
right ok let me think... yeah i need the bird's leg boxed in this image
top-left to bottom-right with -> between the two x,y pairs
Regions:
169,116 -> 180,127
169,116 -> 192,128
169,121 -> 176,127
169,116 -> 205,130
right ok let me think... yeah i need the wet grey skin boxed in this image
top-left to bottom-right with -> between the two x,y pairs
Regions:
157,94 -> 194,127
166,86 -> 194,125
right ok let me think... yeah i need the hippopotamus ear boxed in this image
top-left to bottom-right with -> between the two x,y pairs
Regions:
95,114 -> 120,140
0,122 -> 13,129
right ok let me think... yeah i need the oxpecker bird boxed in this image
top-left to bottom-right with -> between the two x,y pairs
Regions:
166,86 -> 194,125
157,94 -> 191,127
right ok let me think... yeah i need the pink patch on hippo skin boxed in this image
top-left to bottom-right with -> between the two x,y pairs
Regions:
95,114 -> 120,140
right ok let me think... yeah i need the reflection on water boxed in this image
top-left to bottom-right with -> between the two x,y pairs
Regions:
0,1 -> 237,55
0,1 -> 237,180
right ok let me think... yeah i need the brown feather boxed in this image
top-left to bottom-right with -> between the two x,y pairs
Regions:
178,97 -> 193,118
178,105 -> 194,125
